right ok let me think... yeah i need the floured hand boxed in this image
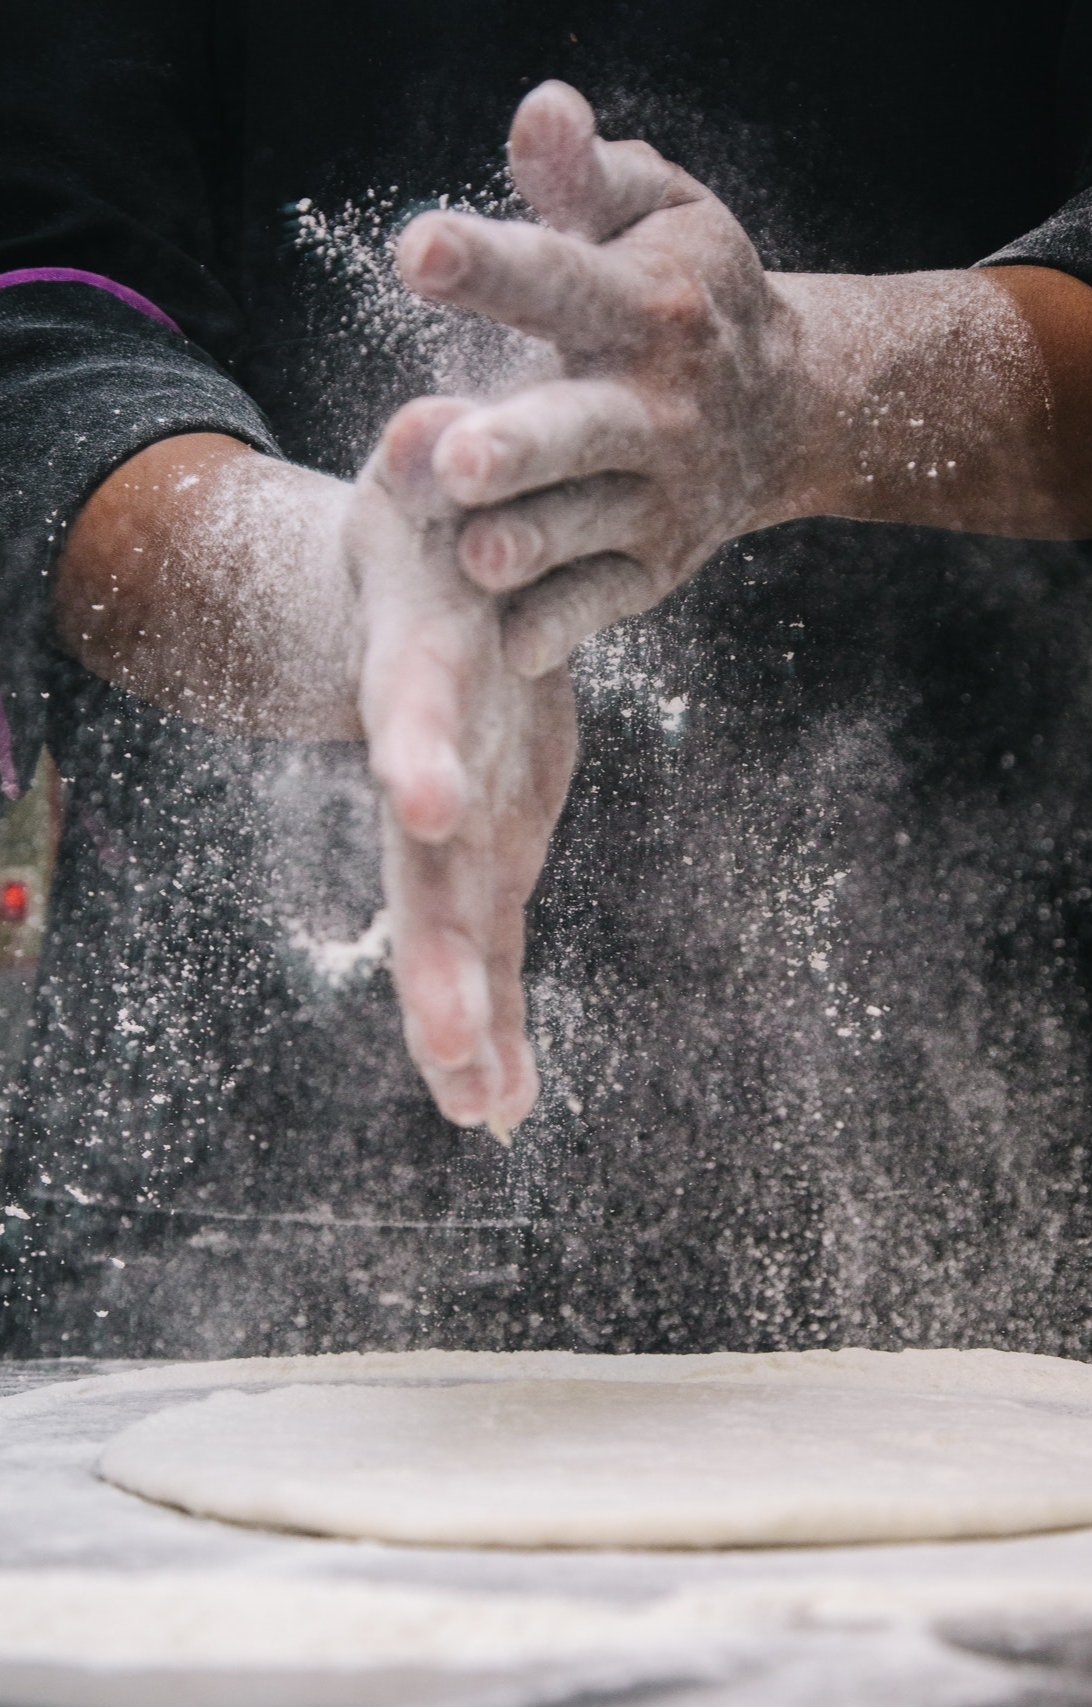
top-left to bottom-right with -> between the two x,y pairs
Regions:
345,398 -> 576,1134
395,80 -> 1092,609
395,81 -> 803,677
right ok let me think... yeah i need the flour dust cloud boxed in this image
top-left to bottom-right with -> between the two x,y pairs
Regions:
4,85 -> 1092,1364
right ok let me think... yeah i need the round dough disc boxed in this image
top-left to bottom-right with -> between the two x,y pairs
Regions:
97,1350 -> 1092,1549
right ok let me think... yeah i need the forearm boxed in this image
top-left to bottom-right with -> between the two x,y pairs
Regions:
54,433 -> 362,738
769,265 -> 1092,539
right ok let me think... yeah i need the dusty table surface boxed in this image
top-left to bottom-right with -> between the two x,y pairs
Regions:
0,1357 -> 163,1397
3,1355 -> 1092,1707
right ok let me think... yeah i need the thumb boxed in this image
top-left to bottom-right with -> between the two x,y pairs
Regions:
507,80 -> 674,242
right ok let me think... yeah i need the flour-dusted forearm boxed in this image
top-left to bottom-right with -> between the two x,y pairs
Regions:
54,434 -> 361,740
770,262 -> 1092,540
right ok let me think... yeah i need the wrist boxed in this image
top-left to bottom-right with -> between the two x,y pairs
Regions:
757,272 -> 896,526
739,273 -> 821,532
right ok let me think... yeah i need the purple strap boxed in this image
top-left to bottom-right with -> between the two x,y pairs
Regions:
0,697 -> 21,803
0,267 -> 181,334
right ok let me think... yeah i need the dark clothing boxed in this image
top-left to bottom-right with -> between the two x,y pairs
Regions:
4,1 -> 1092,1358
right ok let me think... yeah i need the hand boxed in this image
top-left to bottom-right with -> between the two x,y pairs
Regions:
345,397 -> 577,1134
395,81 -> 805,678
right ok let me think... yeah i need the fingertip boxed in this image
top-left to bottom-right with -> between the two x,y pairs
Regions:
428,1044 -> 505,1129
433,419 -> 516,507
509,84 -> 598,230
510,84 -> 676,243
458,514 -> 508,585
448,1103 -> 488,1130
433,426 -> 493,503
458,514 -> 543,589
397,212 -> 470,295
495,1036 -> 540,1129
379,396 -> 472,497
510,80 -> 596,158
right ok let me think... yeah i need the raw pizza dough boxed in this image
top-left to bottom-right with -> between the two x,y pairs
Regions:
97,1348 -> 1092,1549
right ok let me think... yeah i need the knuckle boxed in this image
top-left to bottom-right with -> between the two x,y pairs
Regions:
647,388 -> 702,446
642,271 -> 712,336
626,138 -> 669,174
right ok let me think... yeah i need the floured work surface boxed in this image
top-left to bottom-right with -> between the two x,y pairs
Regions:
10,1351 -> 1092,1705
98,1347 -> 1092,1548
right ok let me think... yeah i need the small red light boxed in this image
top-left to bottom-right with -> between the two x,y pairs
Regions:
0,881 -> 28,925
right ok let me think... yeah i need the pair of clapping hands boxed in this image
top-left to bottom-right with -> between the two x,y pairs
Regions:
348,80 -> 799,1135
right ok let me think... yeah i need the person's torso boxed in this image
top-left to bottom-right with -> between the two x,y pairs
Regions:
10,0 -> 1092,1362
